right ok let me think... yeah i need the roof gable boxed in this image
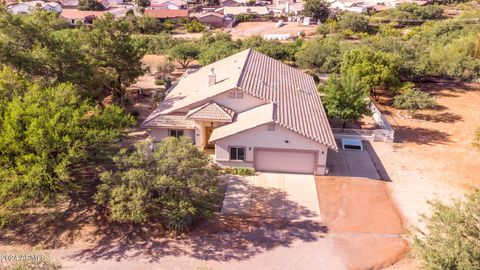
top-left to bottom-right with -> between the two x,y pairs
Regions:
186,102 -> 235,121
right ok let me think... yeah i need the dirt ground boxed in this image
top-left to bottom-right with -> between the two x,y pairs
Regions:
0,176 -> 407,270
316,176 -> 408,269
378,82 -> 480,190
229,21 -> 317,39
368,82 -> 480,267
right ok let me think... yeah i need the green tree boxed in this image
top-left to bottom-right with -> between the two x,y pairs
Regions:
337,12 -> 371,33
135,0 -> 151,8
94,137 -> 220,231
135,15 -> 162,34
413,189 -> 480,270
168,42 -> 200,68
340,48 -> 400,98
303,0 -> 330,22
296,37 -> 350,73
393,89 -> 437,117
199,39 -> 240,65
88,13 -> 145,98
78,0 -> 105,11
320,73 -> 371,128
0,76 -> 134,227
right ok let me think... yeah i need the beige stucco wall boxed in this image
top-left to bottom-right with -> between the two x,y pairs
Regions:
149,128 -> 195,142
214,123 -> 329,174
212,90 -> 266,113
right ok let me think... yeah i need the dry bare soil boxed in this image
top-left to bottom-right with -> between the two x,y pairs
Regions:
373,82 -> 480,229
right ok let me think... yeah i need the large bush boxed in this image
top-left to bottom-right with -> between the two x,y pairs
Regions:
413,189 -> 480,270
94,137 -> 220,231
0,70 -> 134,227
393,89 -> 437,117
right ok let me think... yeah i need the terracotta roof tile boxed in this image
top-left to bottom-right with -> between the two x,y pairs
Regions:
144,9 -> 189,18
186,102 -> 235,121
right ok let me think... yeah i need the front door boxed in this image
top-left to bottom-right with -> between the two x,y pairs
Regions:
205,126 -> 214,149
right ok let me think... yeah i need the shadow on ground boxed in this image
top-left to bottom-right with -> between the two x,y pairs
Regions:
327,140 -> 391,181
394,126 -> 451,145
0,178 -> 328,263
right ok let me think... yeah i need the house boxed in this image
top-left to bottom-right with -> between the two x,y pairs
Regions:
269,1 -> 303,16
142,49 -> 337,175
61,0 -> 121,9
143,9 -> 189,20
149,0 -> 188,10
197,12 -> 225,28
329,0 -> 374,13
221,6 -> 270,16
7,1 -> 62,14
60,9 -> 105,24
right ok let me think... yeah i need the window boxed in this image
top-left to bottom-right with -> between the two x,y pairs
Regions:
267,124 -> 275,131
169,129 -> 184,138
230,147 -> 245,161
228,91 -> 243,99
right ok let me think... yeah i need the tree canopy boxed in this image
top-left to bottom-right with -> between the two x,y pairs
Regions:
320,73 -> 371,128
168,42 -> 201,68
78,0 -> 105,11
303,0 -> 330,22
94,137 -> 220,231
0,69 -> 134,227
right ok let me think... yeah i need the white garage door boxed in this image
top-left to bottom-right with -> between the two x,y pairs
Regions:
254,149 -> 316,174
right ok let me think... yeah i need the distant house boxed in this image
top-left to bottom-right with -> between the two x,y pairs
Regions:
220,6 -> 270,16
60,9 -> 105,24
143,9 -> 189,20
149,0 -> 188,10
220,0 -> 244,7
7,1 -> 62,14
142,49 -> 337,175
269,1 -> 303,15
329,0 -> 374,13
197,12 -> 225,27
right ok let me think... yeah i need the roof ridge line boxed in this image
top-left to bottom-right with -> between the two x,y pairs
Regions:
235,48 -> 253,88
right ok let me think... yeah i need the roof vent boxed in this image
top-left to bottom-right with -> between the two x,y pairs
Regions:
208,68 -> 216,87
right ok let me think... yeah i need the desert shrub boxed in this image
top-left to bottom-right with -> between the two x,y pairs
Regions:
94,137 -> 220,231
474,128 -> 480,150
223,167 -> 256,176
235,13 -> 256,22
393,89 -> 437,117
413,189 -> 480,270
185,20 -> 206,33
154,79 -> 165,85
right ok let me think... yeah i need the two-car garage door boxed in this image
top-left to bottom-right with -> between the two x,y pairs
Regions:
254,149 -> 317,174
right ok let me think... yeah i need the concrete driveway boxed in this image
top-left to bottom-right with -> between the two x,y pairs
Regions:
221,172 -> 321,221
327,141 -> 381,180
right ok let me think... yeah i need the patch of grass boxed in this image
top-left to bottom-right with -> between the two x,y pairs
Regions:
222,167 -> 256,176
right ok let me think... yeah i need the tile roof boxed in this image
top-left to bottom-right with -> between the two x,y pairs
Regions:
238,49 -> 337,150
144,9 -> 189,18
61,9 -> 105,19
142,112 -> 195,129
186,102 -> 235,122
143,49 -> 337,150
209,103 -> 275,142
222,6 -> 270,15
150,0 -> 187,6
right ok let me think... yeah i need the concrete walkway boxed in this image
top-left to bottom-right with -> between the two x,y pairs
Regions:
221,173 -> 321,221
